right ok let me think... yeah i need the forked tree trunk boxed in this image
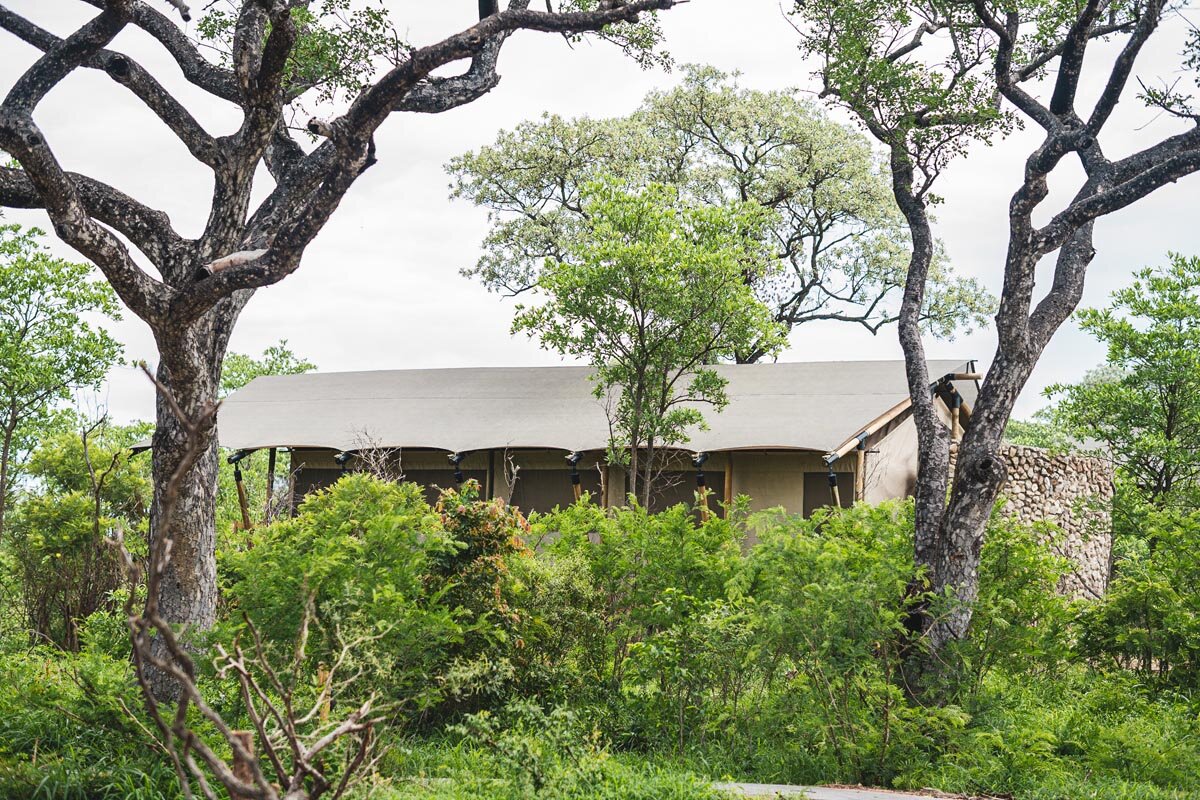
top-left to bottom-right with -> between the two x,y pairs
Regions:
904,220 -> 1096,688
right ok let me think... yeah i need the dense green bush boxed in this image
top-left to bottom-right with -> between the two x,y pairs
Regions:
4,475 -> 1200,800
532,501 -> 744,710
5,424 -> 150,651
954,513 -> 1075,694
720,503 -> 921,784
1077,507 -> 1200,687
223,475 -> 540,721
223,473 -> 463,713
0,649 -> 178,799
905,672 -> 1200,799
522,497 -> 1192,799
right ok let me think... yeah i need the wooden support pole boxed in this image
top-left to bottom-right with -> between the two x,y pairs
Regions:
234,466 -> 252,532
230,730 -> 255,800
486,449 -> 495,499
855,447 -> 866,502
264,447 -> 277,518
568,451 -> 583,503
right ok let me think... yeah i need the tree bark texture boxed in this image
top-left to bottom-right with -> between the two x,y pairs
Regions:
147,304 -> 240,697
0,415 -> 16,540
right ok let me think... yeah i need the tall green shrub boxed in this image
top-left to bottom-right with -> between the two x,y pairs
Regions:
731,502 -> 921,784
535,500 -> 744,705
6,422 -> 150,651
223,474 -> 462,712
1076,507 -> 1200,687
224,476 -> 540,720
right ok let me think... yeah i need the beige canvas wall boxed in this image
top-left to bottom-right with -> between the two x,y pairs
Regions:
863,414 -> 920,504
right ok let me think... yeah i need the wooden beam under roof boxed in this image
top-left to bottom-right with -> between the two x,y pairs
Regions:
824,372 -> 981,463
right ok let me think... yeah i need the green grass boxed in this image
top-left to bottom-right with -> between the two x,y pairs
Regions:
368,736 -> 733,800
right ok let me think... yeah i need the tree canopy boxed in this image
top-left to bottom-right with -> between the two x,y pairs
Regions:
220,339 -> 317,398
0,224 -> 122,538
450,65 -> 993,361
512,179 -> 786,504
1046,254 -> 1200,508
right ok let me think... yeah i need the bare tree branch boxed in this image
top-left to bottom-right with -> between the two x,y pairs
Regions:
1086,0 -> 1165,134
77,0 -> 239,101
0,164 -> 188,266
0,6 -> 220,165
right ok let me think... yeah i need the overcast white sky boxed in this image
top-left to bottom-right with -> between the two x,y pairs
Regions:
2,0 -> 1198,426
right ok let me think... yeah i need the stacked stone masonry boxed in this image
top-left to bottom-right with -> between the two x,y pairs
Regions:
950,442 -> 1113,598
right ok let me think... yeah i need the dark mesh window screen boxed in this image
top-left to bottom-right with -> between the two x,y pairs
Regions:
630,471 -> 724,513
508,469 -> 603,513
803,472 -> 854,517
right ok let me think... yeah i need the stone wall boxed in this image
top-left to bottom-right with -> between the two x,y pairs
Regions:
951,443 -> 1113,598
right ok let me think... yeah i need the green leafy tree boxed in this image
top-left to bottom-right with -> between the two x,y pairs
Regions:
7,418 -> 151,650
219,338 -> 316,398
451,65 -> 992,361
1046,255 -> 1200,508
0,225 -> 122,539
512,180 -> 786,504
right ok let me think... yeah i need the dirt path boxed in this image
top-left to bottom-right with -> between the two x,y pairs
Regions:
717,783 -> 969,799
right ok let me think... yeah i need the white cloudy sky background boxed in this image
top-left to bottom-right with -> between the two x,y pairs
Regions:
2,0 -> 1198,425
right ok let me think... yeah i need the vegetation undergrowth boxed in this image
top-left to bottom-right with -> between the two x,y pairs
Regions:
3,476 -> 1199,799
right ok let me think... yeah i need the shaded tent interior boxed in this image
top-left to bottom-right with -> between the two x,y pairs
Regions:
206,360 -> 978,519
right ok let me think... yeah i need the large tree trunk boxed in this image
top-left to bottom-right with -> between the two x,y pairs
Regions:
924,352 -> 1029,648
907,222 -> 1096,686
888,150 -> 959,692
147,305 -> 237,698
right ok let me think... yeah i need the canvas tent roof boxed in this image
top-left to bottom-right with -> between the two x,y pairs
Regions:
213,359 -> 977,456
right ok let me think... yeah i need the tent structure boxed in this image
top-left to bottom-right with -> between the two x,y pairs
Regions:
213,359 -> 979,517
